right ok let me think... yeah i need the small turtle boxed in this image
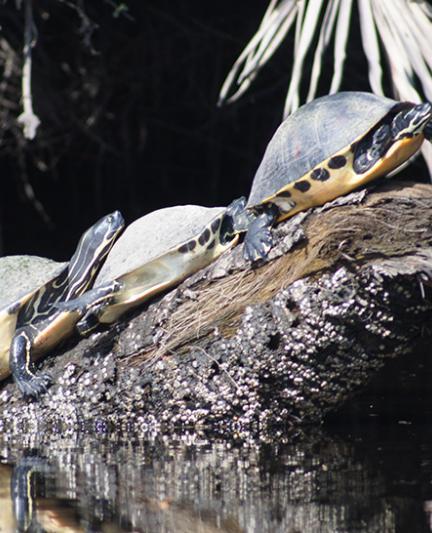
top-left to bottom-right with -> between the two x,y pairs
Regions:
239,92 -> 432,262
1,211 -> 124,397
57,200 -> 244,333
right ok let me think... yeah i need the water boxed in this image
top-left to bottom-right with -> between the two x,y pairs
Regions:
1,423 -> 432,532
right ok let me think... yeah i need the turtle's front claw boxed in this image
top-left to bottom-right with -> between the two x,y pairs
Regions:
243,228 -> 273,263
242,205 -> 278,263
15,372 -> 52,399
243,208 -> 276,263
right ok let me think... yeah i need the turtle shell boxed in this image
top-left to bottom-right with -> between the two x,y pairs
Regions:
248,92 -> 397,206
0,255 -> 66,310
95,205 -> 226,285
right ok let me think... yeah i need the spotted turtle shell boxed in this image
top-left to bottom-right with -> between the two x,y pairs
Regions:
95,205 -> 225,285
248,92 -> 397,206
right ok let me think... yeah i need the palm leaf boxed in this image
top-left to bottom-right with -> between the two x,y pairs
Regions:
306,0 -> 340,102
218,1 -> 298,105
358,0 -> 384,95
329,0 -> 353,94
284,0 -> 325,114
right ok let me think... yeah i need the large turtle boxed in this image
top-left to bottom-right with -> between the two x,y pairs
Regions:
239,91 -> 432,261
57,200 -> 244,333
0,211 -> 124,397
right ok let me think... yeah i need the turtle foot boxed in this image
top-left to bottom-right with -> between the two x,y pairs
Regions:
243,227 -> 273,263
15,372 -> 52,399
76,312 -> 101,336
243,208 -> 278,263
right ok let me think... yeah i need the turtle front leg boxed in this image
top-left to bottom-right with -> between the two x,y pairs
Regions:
243,204 -> 279,263
219,196 -> 249,244
76,281 -> 123,335
54,281 -> 121,336
10,327 -> 52,398
76,301 -> 110,336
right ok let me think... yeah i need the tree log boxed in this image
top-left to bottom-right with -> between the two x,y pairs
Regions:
1,181 -> 432,433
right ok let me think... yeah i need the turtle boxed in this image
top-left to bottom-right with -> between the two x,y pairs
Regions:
1,211 -> 124,397
56,199 -> 244,334
238,91 -> 432,262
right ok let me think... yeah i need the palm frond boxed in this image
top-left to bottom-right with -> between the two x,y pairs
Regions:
218,0 -> 298,105
357,0 -> 384,95
284,0 -> 325,114
329,0 -> 353,94
306,0 -> 340,102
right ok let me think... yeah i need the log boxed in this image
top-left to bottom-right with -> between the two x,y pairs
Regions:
1,180 -> 432,433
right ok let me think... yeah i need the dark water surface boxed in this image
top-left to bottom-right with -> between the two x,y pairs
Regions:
1,423 -> 432,532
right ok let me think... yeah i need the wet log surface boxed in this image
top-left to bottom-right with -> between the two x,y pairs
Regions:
1,180 -> 432,434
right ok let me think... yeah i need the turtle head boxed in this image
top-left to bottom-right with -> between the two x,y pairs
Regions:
67,211 -> 125,295
391,102 -> 432,141
91,210 -> 125,249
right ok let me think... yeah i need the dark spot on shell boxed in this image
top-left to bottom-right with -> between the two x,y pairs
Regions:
178,240 -> 196,253
211,218 -> 221,233
198,228 -> 211,245
278,190 -> 292,198
327,155 -> 347,169
293,180 -> 311,192
207,239 -> 216,250
350,141 -> 358,153
310,167 -> 330,181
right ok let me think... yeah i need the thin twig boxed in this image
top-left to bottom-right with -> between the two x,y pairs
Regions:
17,0 -> 40,140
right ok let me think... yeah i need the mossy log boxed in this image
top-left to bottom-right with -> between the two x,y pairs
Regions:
1,180 -> 432,432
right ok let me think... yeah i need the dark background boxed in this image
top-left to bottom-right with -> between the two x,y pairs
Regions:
0,1 -> 429,260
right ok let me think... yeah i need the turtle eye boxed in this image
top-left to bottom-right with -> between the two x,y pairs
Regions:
104,211 -> 124,238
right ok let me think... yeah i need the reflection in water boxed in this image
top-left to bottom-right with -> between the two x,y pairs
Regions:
0,425 -> 431,532
0,460 -> 85,532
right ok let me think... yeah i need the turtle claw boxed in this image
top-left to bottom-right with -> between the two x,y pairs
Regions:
243,207 -> 278,263
15,372 -> 52,399
244,228 -> 273,263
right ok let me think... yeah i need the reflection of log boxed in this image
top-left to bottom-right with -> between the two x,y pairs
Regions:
1,428 -> 431,532
1,181 -> 432,430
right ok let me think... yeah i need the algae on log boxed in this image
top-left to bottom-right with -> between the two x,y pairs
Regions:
0,181 -> 432,432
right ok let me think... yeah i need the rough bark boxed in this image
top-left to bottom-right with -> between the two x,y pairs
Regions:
1,181 -> 432,433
